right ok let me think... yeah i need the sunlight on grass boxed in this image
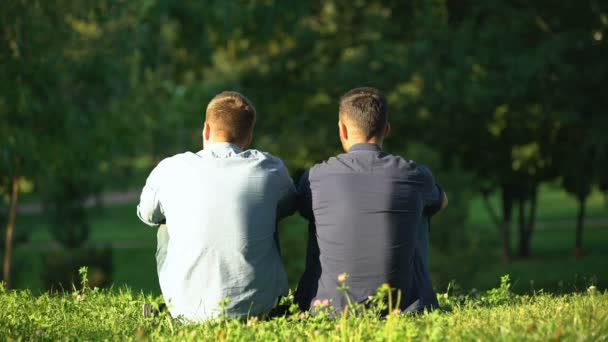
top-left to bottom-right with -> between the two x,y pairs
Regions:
1,275 -> 606,341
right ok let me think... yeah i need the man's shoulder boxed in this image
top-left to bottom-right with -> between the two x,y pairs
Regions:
158,151 -> 199,166
305,152 -> 365,181
243,149 -> 287,168
376,151 -> 434,176
144,152 -> 197,182
308,151 -> 432,179
306,154 -> 343,178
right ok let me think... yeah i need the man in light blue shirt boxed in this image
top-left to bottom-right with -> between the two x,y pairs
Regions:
137,91 -> 296,322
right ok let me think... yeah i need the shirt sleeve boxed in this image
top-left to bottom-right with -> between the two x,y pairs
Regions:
276,161 -> 297,221
418,165 -> 444,214
297,169 -> 314,221
137,160 -> 167,227
423,183 -> 445,217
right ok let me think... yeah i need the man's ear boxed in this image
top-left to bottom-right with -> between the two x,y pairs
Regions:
339,120 -> 349,141
242,131 -> 253,149
384,122 -> 391,138
203,121 -> 211,141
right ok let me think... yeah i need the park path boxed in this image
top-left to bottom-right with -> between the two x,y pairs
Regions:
12,189 -> 145,251
16,189 -> 141,215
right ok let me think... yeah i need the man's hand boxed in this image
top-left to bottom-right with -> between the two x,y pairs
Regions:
440,192 -> 448,211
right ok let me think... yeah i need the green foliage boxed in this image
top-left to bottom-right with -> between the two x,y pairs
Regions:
436,276 -> 514,309
0,277 -> 607,340
404,143 -> 475,252
484,275 -> 514,307
2,0 -> 608,289
405,0 -> 608,256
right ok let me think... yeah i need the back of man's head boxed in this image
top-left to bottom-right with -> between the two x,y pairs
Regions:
339,87 -> 388,140
206,91 -> 256,144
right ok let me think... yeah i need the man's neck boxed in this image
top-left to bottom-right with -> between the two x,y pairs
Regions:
344,138 -> 382,152
204,139 -> 244,150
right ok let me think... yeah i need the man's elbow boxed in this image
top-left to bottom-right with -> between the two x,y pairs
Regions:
137,205 -> 162,228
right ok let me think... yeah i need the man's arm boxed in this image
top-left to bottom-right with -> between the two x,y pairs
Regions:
137,161 -> 167,227
296,169 -> 314,221
293,169 -> 320,310
419,166 -> 448,217
276,162 -> 297,221
425,184 -> 448,216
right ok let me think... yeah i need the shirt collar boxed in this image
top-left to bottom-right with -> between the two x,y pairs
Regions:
348,143 -> 382,153
202,142 -> 242,154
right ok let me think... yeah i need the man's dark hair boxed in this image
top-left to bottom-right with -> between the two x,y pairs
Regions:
206,91 -> 256,144
339,87 -> 388,140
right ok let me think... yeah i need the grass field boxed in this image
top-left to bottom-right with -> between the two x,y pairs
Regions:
441,184 -> 608,294
7,184 -> 608,296
1,273 -> 606,341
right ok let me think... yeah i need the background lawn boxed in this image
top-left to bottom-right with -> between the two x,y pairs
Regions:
9,183 -> 607,295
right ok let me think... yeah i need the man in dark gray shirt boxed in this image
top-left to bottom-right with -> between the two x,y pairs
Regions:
294,87 -> 447,314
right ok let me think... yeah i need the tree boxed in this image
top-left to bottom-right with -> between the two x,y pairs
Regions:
405,0 -> 608,260
1,0 -> 144,288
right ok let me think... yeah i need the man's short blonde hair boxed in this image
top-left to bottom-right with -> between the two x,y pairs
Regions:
206,91 -> 256,144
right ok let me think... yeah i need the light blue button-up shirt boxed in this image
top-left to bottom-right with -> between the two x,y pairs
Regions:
137,142 -> 296,322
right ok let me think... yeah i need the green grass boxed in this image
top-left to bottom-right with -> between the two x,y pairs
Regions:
17,204 -> 154,243
467,183 -> 607,227
1,275 -> 606,341
429,219 -> 608,294
437,184 -> 608,294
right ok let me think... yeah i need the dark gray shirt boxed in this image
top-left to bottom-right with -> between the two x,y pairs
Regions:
295,143 -> 442,313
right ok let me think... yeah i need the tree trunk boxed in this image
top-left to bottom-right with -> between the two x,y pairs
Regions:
3,166 -> 21,290
575,196 -> 586,258
517,195 -> 528,258
501,185 -> 514,262
517,187 -> 537,258
526,189 -> 537,244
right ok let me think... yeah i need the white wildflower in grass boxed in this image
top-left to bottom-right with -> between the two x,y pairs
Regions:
246,317 -> 258,327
